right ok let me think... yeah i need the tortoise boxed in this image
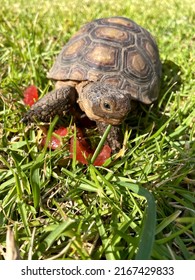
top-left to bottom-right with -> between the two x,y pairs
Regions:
22,16 -> 161,152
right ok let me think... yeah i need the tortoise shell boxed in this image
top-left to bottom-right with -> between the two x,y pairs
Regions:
47,16 -> 161,104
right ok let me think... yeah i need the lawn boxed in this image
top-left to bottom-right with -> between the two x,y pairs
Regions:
0,0 -> 194,260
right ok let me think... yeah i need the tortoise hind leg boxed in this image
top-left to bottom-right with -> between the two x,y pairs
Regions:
22,86 -> 77,123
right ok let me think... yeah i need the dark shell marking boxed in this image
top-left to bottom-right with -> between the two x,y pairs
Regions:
47,16 -> 161,104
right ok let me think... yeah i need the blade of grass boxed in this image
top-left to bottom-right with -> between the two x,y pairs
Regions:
156,223 -> 194,245
30,115 -> 59,209
90,124 -> 112,164
147,111 -> 178,142
93,206 -> 115,260
156,210 -> 182,234
89,164 -> 117,198
62,167 -> 101,192
42,219 -> 75,250
71,123 -> 77,169
118,181 -> 156,260
174,235 -> 192,260
17,201 -> 31,236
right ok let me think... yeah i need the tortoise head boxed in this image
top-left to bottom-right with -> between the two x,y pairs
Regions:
77,82 -> 131,125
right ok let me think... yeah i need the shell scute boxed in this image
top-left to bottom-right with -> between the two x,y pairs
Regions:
83,43 -> 120,71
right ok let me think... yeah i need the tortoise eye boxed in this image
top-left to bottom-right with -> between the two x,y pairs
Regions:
103,102 -> 111,110
101,98 -> 116,112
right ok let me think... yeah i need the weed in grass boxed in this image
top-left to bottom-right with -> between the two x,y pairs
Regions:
0,0 -> 195,260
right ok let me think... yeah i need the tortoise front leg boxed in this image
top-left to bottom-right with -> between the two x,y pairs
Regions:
22,86 -> 77,123
96,121 -> 122,153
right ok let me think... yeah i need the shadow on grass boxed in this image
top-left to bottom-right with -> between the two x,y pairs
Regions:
160,59 -> 183,105
125,59 -> 183,138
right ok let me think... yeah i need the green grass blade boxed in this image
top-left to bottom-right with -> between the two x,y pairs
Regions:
118,182 -> 156,260
94,207 -> 115,260
156,210 -> 182,234
30,116 -> 59,209
156,223 -> 194,245
30,164 -> 41,210
90,124 -> 112,164
71,124 -> 77,169
17,202 -> 31,236
43,219 -> 75,250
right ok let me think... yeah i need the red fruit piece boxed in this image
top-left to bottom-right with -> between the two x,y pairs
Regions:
55,127 -> 68,137
75,127 -> 92,153
23,85 -> 39,107
69,137 -> 91,165
70,135 -> 111,166
41,127 -> 68,150
93,145 -> 111,166
41,125 -> 111,166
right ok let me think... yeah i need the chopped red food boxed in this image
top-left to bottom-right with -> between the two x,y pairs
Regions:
69,137 -> 91,165
69,127 -> 93,164
41,127 -> 68,150
93,145 -> 112,166
55,127 -> 68,137
69,134 -> 111,166
23,85 -> 39,106
75,127 -> 92,152
41,126 -> 111,165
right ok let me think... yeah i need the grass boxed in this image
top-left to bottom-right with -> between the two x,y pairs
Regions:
0,0 -> 195,260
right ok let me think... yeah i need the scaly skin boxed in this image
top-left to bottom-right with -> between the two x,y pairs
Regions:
77,82 -> 131,126
96,121 -> 122,152
22,86 -> 77,123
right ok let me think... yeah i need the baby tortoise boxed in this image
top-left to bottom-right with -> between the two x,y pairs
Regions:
22,16 -> 161,152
